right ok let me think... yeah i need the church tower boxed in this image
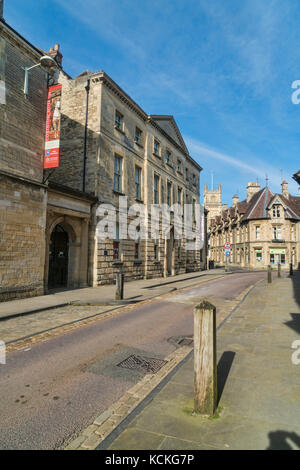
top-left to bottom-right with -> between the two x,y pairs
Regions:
204,183 -> 222,226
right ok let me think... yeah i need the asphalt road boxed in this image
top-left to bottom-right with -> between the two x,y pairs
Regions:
0,271 -> 264,449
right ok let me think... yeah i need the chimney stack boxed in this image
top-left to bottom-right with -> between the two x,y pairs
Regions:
246,182 -> 260,202
48,43 -> 63,67
281,180 -> 289,199
232,194 -> 239,207
0,0 -> 4,19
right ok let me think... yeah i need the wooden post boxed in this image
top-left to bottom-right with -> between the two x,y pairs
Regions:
277,262 -> 281,278
267,265 -> 272,283
290,263 -> 293,276
115,273 -> 124,300
194,300 -> 217,415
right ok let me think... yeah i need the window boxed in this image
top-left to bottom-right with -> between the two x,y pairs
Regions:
166,150 -> 171,165
256,250 -> 262,262
178,187 -> 182,215
192,199 -> 196,221
192,174 -> 196,185
154,174 -> 160,204
177,159 -> 182,173
135,166 -> 142,200
273,205 -> 280,217
154,242 -> 159,260
113,222 -> 120,260
291,224 -> 295,241
134,241 -> 140,260
273,226 -> 282,240
186,168 -> 189,181
115,110 -> 123,131
153,139 -> 160,156
255,226 -> 260,240
114,155 -> 122,193
135,127 -> 142,145
167,182 -> 172,206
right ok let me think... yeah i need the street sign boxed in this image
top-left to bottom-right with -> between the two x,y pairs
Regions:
224,242 -> 231,249
226,251 -> 231,257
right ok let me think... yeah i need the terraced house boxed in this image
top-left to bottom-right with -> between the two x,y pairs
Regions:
207,181 -> 300,270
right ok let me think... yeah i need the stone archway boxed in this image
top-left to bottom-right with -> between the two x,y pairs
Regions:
45,216 -> 79,291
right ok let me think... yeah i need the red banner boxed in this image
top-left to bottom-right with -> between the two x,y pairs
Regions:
44,84 -> 62,168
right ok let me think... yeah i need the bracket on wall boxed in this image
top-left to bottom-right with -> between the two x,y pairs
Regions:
43,169 -> 56,184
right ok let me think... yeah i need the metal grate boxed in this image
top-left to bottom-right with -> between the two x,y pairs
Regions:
117,355 -> 167,374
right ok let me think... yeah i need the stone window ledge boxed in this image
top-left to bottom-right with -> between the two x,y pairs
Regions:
114,125 -> 125,135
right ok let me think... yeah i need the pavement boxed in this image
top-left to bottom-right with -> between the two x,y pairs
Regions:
0,269 -> 226,322
0,270 -> 264,450
0,269 -> 231,345
91,271 -> 300,451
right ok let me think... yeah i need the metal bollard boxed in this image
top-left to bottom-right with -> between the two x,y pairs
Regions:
267,265 -> 272,283
277,263 -> 281,278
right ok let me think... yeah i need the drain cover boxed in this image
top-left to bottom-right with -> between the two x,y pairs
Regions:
179,337 -> 193,346
117,355 -> 167,374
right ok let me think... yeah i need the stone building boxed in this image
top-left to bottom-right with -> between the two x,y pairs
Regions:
293,170 -> 300,185
0,1 -> 204,300
52,70 -> 204,285
0,6 -> 96,301
207,181 -> 300,270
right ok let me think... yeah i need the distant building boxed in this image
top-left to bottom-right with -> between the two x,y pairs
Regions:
208,181 -> 300,270
293,170 -> 300,185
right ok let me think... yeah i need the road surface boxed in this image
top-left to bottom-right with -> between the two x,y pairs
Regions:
0,271 -> 264,449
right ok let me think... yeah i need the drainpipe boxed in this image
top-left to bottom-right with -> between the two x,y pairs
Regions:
83,78 -> 90,193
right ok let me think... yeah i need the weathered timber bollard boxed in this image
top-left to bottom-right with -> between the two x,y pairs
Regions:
194,300 -> 217,416
115,273 -> 124,300
267,265 -> 272,284
290,263 -> 293,276
277,262 -> 281,278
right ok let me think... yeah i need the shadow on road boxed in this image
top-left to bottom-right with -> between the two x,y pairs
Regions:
217,351 -> 235,406
291,271 -> 300,308
284,313 -> 300,335
266,430 -> 300,450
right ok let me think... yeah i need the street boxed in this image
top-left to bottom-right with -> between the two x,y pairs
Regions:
0,271 -> 264,449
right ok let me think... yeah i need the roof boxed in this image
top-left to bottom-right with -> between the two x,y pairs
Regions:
210,186 -> 300,228
293,170 -> 300,185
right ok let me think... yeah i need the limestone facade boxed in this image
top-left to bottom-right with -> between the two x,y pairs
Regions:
0,16 -> 96,300
207,182 -> 300,270
52,71 -> 204,284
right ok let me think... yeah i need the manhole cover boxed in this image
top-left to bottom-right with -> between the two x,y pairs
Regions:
117,355 -> 167,374
179,337 -> 193,346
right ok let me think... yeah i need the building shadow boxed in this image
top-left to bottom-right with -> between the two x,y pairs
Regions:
266,430 -> 300,450
217,351 -> 235,405
284,313 -> 300,335
291,271 -> 300,308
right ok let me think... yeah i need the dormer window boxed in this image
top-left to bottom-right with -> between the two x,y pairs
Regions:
273,205 -> 280,217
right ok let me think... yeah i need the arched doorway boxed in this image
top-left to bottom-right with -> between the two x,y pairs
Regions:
48,224 -> 69,289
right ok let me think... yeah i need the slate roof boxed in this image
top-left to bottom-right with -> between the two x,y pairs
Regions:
210,186 -> 300,227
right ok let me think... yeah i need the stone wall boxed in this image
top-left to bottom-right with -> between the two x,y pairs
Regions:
0,174 -> 47,300
0,21 -> 48,301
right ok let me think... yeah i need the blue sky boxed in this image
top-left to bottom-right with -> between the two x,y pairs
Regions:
5,0 -> 300,205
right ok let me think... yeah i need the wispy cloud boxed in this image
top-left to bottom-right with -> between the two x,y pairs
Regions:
185,137 -> 283,186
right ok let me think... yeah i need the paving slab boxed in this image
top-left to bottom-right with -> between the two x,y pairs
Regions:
106,272 -> 300,450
